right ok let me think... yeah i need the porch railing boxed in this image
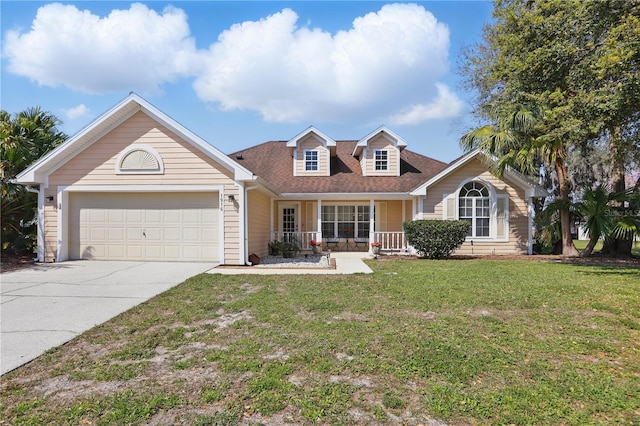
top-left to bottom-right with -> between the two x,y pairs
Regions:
271,232 -> 320,250
373,232 -> 409,253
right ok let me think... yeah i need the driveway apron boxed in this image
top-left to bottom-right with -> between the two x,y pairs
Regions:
0,261 -> 215,375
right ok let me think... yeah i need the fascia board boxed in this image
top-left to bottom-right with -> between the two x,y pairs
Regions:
286,126 -> 336,148
409,149 -> 480,195
16,96 -> 141,184
136,100 -> 255,181
352,126 -> 408,156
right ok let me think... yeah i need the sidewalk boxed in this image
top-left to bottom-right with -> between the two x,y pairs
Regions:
208,251 -> 373,275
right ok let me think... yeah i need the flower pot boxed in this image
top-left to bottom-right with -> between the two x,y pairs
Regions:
312,245 -> 320,254
372,247 -> 380,255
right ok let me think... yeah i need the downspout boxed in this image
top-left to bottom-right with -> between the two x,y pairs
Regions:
25,186 -> 44,262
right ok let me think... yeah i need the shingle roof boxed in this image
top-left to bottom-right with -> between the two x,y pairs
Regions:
230,141 -> 448,194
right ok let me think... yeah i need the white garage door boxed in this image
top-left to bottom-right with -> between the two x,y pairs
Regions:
69,192 -> 219,261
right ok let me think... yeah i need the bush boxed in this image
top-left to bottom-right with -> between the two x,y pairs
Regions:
403,220 -> 470,259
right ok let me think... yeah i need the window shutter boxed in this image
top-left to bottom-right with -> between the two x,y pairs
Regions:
443,194 -> 456,220
496,196 -> 508,239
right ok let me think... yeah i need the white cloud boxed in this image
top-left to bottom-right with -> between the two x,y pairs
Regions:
3,3 -> 197,94
62,103 -> 91,120
388,83 -> 464,125
4,2 -> 463,126
193,3 -> 462,124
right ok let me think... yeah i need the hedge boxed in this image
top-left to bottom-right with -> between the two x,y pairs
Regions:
403,220 -> 470,259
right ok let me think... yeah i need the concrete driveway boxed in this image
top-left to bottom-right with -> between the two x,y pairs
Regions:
0,261 -> 216,375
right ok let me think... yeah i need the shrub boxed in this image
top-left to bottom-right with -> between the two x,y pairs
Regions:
403,220 -> 469,259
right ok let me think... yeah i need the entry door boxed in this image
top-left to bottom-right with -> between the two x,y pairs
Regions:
282,206 -> 297,234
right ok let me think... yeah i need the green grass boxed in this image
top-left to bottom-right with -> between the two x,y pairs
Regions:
1,259 -> 639,425
574,238 -> 640,256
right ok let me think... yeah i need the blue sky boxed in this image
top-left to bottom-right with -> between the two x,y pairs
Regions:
1,1 -> 493,162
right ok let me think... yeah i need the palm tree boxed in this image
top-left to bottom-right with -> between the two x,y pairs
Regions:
461,104 -> 579,256
575,185 -> 640,257
574,185 -> 613,257
1,107 -> 66,255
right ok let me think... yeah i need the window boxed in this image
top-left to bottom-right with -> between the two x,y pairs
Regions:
321,205 -> 370,238
374,150 -> 388,171
321,205 -> 335,237
357,206 -> 370,238
304,150 -> 318,171
337,205 -> 355,237
459,181 -> 490,237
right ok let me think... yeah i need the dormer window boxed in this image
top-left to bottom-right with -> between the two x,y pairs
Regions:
305,150 -> 319,171
374,150 -> 388,171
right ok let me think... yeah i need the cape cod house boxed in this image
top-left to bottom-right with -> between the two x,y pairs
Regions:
16,94 -> 546,265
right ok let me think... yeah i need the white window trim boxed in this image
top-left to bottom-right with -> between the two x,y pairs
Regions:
443,178 -> 509,242
304,150 -> 319,172
321,203 -> 371,239
374,149 -> 389,171
115,144 -> 164,175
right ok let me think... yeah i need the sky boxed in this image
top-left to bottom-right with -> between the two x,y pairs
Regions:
1,1 -> 493,162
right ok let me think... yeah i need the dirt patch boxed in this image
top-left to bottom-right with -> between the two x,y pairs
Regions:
1,254 -> 36,272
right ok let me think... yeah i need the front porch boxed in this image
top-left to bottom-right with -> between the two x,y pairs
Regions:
270,231 -> 410,253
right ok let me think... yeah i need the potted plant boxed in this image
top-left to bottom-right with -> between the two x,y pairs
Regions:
281,235 -> 300,258
310,239 -> 321,254
268,240 -> 283,256
371,241 -> 382,255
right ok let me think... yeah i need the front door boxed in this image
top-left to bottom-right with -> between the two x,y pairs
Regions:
282,206 -> 297,235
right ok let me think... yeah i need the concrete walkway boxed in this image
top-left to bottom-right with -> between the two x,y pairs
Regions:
209,251 -> 373,275
0,261 -> 216,375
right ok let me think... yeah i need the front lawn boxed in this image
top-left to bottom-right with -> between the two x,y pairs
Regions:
2,260 -> 639,425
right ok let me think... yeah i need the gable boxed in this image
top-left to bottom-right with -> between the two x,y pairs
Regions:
48,112 -> 235,187
16,93 -> 255,186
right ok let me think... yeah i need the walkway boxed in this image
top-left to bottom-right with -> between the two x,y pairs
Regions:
209,251 -> 373,275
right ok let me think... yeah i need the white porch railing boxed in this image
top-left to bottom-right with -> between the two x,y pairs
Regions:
373,232 -> 408,252
271,232 -> 320,250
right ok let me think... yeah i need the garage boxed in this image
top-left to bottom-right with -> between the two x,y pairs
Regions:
68,192 -> 220,262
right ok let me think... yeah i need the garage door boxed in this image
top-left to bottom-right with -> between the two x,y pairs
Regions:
69,192 -> 219,261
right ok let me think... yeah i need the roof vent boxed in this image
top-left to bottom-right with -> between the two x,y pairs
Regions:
236,153 -> 244,160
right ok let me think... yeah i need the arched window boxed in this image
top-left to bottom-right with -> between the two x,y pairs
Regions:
459,181 -> 490,237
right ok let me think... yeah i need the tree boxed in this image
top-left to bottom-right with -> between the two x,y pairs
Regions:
460,0 -> 640,256
575,185 -> 640,257
460,103 -> 580,256
1,107 -> 66,255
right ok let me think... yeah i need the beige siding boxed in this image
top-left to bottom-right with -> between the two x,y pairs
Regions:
294,136 -> 329,176
44,112 -> 242,264
423,157 -> 529,254
363,135 -> 399,176
386,200 -> 404,232
247,190 -> 271,257
43,198 -> 57,262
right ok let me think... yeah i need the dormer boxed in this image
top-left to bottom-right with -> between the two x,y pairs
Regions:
352,126 -> 407,177
287,126 -> 336,177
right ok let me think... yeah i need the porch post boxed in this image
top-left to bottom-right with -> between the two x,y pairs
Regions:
317,199 -> 322,241
369,199 -> 375,251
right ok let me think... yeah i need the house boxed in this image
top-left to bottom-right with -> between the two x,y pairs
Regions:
16,94 -> 546,265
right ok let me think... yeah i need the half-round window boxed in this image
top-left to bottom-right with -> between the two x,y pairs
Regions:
459,181 -> 490,237
116,145 -> 164,174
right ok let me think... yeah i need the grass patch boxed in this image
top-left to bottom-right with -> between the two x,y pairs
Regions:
1,259 -> 639,425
